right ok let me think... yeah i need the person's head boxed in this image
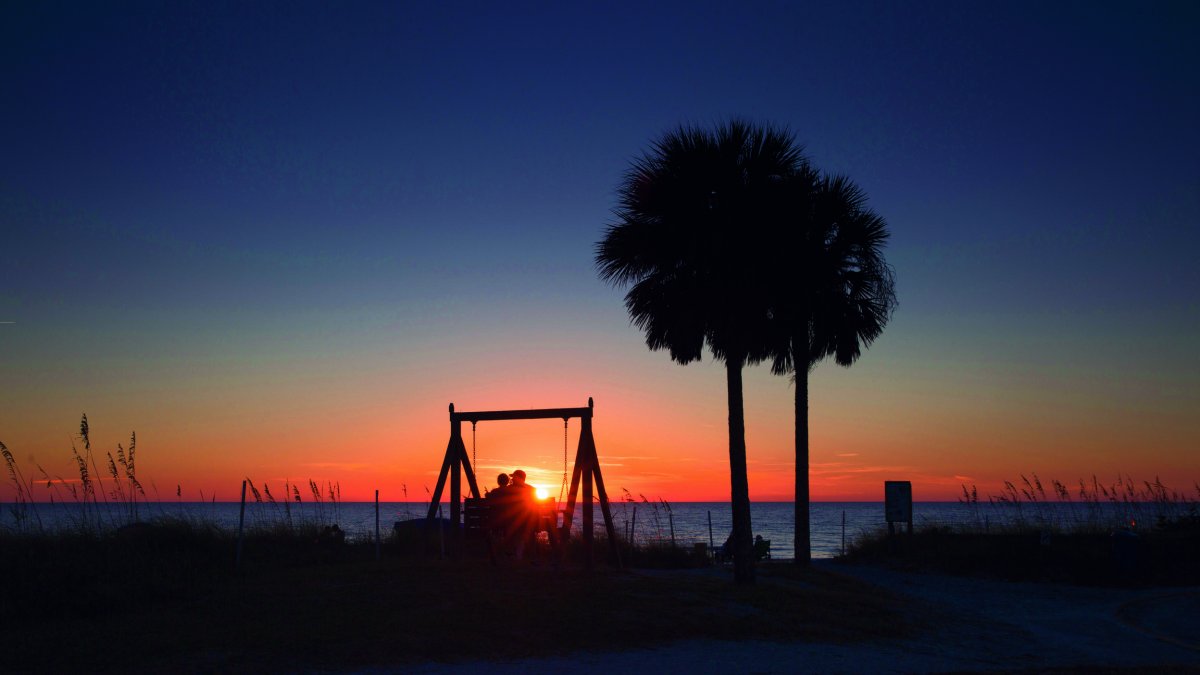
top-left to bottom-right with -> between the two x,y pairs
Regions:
496,473 -> 509,488
512,469 -> 526,486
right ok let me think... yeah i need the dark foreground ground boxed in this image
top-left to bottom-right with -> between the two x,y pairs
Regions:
3,532 -> 901,674
404,561 -> 1200,675
5,526 -> 1198,674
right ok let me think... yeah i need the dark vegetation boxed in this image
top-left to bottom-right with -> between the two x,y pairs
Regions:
2,416 -> 905,672
843,474 -> 1200,586
843,526 -> 1200,586
2,522 -> 906,674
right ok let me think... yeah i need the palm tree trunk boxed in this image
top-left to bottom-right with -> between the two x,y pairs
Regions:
726,358 -> 755,584
794,338 -> 812,563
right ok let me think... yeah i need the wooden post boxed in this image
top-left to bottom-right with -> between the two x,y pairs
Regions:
708,510 -> 714,553
438,505 -> 445,559
590,455 -> 620,565
426,436 -> 456,520
669,509 -> 675,547
236,479 -> 247,569
582,448 -> 594,568
429,404 -> 486,528
629,505 -> 637,548
450,420 -> 462,528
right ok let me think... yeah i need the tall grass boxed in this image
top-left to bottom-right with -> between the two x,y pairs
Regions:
2,441 -> 42,532
238,476 -> 345,537
2,414 -> 146,533
957,473 -> 1199,534
607,487 -> 696,567
843,473 -> 1200,585
2,414 -> 352,542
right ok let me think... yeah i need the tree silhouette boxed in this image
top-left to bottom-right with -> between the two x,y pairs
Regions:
596,120 -> 806,583
768,173 -> 897,563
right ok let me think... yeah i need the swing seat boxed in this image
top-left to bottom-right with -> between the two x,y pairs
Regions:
463,497 -> 491,535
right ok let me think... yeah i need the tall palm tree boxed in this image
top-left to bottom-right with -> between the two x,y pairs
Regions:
596,120 -> 806,584
769,173 -> 897,563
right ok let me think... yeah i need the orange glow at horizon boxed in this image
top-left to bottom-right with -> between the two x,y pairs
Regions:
2,344 -> 1198,505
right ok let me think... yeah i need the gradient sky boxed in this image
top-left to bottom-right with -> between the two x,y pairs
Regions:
2,2 -> 1197,503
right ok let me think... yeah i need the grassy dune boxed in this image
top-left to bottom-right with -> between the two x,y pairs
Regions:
846,473 -> 1200,586
3,523 -> 906,674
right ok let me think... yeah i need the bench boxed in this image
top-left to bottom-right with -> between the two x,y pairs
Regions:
464,496 -> 560,561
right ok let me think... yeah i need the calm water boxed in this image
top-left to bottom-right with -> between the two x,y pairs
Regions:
7,499 -> 1177,559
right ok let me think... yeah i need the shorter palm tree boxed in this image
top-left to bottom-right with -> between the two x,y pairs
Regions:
769,173 -> 897,563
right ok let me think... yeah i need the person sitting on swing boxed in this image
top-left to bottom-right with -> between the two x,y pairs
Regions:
509,470 -> 537,559
487,473 -> 510,499
486,473 -> 515,551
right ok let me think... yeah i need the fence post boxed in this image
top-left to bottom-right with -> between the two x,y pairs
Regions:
841,510 -> 846,557
630,506 -> 637,548
707,510 -> 714,556
438,505 -> 445,559
236,480 -> 247,569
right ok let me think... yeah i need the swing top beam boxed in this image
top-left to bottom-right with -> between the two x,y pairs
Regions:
449,397 -> 593,424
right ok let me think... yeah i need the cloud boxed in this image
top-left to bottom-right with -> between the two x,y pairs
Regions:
836,452 -> 860,457
811,464 -> 916,476
301,462 -> 372,472
747,459 -> 792,467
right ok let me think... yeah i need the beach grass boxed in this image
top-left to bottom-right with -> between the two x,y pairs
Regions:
844,473 -> 1200,586
4,414 -> 906,671
3,526 -> 907,674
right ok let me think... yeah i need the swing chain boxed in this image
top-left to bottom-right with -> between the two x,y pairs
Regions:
559,418 -> 568,502
471,421 -> 477,476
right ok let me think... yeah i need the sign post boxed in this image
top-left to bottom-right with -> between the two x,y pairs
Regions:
884,480 -> 913,536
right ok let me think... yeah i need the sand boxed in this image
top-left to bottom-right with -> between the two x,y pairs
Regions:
397,560 -> 1200,674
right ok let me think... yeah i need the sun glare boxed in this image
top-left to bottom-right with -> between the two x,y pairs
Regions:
535,487 -> 549,500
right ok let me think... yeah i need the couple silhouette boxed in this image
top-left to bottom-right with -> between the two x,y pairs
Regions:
487,470 -> 539,558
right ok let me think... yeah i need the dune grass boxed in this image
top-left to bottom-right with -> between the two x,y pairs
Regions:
2,415 -> 910,671
844,473 -> 1200,586
3,523 -> 906,674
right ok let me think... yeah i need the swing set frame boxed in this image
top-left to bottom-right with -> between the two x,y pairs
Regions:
426,397 -> 621,565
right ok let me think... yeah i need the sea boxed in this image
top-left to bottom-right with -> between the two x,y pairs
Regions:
7,498 -> 1179,559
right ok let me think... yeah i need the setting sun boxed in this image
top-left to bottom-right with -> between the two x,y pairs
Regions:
535,487 -> 549,500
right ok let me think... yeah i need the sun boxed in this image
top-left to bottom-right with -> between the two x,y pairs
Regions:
535,487 -> 549,500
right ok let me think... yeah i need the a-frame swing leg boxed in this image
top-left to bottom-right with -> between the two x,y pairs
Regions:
426,432 -> 458,521
590,447 -> 621,567
559,416 -> 621,568
428,421 -> 482,528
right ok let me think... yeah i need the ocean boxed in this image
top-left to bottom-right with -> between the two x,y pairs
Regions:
7,498 -> 1174,559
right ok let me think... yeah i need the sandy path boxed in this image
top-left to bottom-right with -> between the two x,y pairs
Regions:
396,561 -> 1200,674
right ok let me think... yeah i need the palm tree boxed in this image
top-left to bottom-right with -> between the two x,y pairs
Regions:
768,173 -> 897,563
596,120 -> 807,583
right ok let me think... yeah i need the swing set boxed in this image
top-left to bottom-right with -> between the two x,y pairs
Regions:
426,397 -> 620,564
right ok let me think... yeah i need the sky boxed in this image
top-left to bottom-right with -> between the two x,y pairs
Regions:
2,1 -> 1198,503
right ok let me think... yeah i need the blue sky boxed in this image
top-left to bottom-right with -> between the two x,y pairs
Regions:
2,1 -> 1197,500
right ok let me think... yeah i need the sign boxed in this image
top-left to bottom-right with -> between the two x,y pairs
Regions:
884,481 -> 912,523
